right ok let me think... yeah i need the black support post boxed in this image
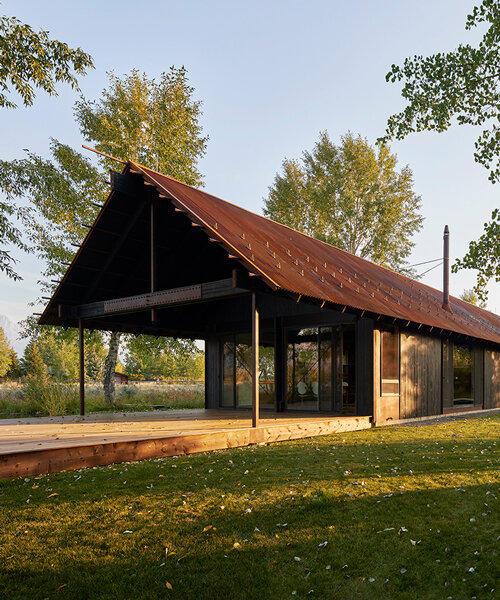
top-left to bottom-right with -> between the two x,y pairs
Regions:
78,319 -> 85,416
252,293 -> 260,427
150,200 -> 157,323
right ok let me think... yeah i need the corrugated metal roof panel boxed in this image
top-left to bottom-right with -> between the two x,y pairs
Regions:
131,161 -> 500,344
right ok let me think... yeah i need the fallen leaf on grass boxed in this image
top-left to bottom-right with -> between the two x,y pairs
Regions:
166,581 -> 173,590
48,493 -> 59,498
56,584 -> 67,591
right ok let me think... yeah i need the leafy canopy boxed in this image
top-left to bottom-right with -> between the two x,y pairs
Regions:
380,1 -> 500,182
0,13 -> 93,109
453,208 -> 499,301
0,67 -> 208,299
263,132 -> 423,274
380,0 -> 500,298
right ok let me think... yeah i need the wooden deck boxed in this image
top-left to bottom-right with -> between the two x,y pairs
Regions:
0,410 -> 372,479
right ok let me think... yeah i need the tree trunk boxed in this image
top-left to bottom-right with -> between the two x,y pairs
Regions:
103,331 -> 120,406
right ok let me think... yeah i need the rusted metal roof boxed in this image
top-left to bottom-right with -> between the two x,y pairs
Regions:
129,161 -> 500,345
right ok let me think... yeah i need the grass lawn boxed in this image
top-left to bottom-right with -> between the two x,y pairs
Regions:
0,416 -> 499,600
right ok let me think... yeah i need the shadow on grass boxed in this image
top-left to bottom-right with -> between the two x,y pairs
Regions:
1,482 -> 499,600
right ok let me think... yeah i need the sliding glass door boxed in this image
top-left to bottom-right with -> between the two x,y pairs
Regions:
286,325 -> 352,412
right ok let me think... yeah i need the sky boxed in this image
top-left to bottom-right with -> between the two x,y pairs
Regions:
0,0 -> 498,346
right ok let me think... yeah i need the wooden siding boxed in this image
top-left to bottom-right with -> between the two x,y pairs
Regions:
484,349 -> 500,409
372,328 -> 400,423
400,332 -> 442,418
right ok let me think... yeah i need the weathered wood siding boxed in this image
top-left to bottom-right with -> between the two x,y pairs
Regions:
400,332 -> 442,418
484,349 -> 500,409
205,337 -> 219,409
372,328 -> 400,423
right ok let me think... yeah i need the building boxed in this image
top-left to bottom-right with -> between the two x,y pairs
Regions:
39,161 -> 500,424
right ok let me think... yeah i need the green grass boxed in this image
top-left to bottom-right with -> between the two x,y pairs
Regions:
0,416 -> 499,599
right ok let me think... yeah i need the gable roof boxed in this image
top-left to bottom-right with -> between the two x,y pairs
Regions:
40,160 -> 500,345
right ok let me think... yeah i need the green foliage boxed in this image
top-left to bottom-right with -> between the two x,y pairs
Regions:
263,132 -> 423,273
125,335 -> 204,381
380,1 -> 500,183
453,208 -> 499,301
5,348 -> 21,378
22,328 -> 107,382
0,326 -> 14,377
23,378 -> 78,416
75,68 -> 208,185
22,340 -> 47,381
0,13 -> 93,109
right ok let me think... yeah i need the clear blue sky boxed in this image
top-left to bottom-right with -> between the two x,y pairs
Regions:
1,0 -> 498,333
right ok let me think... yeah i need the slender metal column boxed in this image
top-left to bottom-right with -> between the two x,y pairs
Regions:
150,200 -> 158,323
78,319 -> 85,416
252,293 -> 260,427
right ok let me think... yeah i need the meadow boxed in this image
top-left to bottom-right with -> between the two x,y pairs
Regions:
0,381 -> 204,418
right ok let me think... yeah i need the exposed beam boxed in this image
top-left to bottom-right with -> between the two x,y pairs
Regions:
65,278 -> 249,319
82,197 -> 148,302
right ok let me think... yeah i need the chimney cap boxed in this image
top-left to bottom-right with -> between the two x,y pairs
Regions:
444,224 -> 449,234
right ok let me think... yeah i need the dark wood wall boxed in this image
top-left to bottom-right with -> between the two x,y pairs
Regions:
484,349 -> 500,409
205,337 -> 219,409
355,318 -> 374,416
400,332 -> 442,418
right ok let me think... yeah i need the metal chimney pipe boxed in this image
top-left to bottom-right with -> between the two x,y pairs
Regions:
442,225 -> 451,312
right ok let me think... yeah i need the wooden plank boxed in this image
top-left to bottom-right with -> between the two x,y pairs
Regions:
484,350 -> 500,409
0,415 -> 372,479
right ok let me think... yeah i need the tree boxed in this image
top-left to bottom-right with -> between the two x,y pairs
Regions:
6,348 -> 21,379
0,68 -> 207,404
22,341 -> 47,381
459,288 -> 490,308
453,208 -> 499,302
380,1 -> 500,183
0,326 -> 13,377
0,14 -> 93,109
380,1 -> 500,297
125,336 -> 204,381
0,11 -> 93,280
263,132 -> 423,273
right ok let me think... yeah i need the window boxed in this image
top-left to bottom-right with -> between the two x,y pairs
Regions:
381,329 -> 399,395
453,344 -> 474,405
221,333 -> 275,408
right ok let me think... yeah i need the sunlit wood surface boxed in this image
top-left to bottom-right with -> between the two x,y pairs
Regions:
0,410 -> 372,479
